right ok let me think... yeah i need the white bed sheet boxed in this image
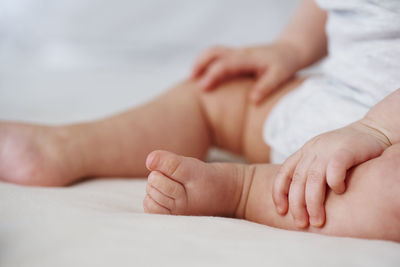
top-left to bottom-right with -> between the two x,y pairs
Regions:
1,0 -> 399,266
1,179 -> 400,267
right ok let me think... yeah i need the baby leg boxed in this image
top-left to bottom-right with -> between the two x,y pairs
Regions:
245,144 -> 400,241
145,147 -> 400,241
0,77 -> 300,186
0,81 -> 212,186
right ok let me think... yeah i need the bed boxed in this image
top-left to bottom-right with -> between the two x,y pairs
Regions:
1,0 -> 399,266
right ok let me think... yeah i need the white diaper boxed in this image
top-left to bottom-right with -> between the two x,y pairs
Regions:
265,0 -> 400,164
263,75 -> 373,164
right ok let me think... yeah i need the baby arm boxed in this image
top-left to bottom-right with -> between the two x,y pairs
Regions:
192,0 -> 327,104
273,88 -> 400,229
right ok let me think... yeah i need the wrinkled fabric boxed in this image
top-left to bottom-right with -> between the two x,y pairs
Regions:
264,0 -> 400,163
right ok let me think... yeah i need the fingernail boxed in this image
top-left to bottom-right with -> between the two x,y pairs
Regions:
310,217 -> 318,226
295,218 -> 308,229
310,216 -> 323,227
145,155 -> 154,169
276,205 -> 284,214
146,152 -> 158,170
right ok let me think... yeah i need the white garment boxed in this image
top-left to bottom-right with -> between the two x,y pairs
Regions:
264,0 -> 400,163
263,0 -> 400,163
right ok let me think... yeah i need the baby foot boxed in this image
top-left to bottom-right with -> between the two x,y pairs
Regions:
0,122 -> 81,186
143,150 -> 255,217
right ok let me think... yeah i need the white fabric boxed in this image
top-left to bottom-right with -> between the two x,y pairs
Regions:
264,76 -> 370,163
317,0 -> 400,102
264,0 -> 400,163
1,0 -> 400,266
1,179 -> 400,267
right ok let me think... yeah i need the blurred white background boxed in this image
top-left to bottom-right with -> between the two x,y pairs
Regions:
0,0 -> 298,124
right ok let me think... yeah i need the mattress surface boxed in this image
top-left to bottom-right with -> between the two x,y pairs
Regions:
1,179 -> 399,267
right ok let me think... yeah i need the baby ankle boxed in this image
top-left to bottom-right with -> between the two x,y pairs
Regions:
234,164 -> 256,219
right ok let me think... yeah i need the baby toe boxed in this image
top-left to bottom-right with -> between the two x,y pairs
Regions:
143,195 -> 171,215
146,150 -> 192,183
147,171 -> 187,214
148,171 -> 186,200
146,182 -> 176,212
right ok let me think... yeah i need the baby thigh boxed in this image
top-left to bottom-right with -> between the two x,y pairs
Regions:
320,144 -> 400,241
199,77 -> 303,163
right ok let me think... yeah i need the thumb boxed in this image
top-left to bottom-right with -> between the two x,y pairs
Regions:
326,133 -> 387,194
326,149 -> 356,194
249,69 -> 282,104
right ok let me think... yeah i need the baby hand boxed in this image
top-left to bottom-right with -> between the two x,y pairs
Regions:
191,42 -> 302,104
272,119 -> 392,228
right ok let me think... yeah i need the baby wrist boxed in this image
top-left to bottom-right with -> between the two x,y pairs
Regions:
362,89 -> 400,145
357,118 -> 393,148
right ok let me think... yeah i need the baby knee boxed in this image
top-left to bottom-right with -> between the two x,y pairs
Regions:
197,78 -> 253,152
